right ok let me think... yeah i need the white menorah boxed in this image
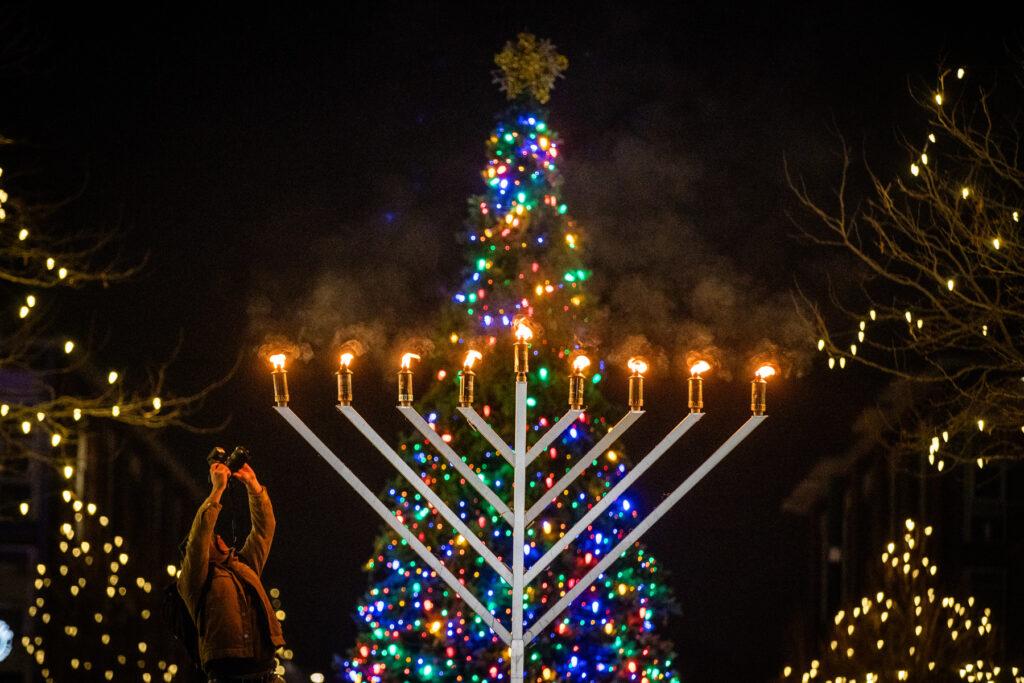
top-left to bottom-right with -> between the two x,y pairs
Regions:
268,328 -> 773,682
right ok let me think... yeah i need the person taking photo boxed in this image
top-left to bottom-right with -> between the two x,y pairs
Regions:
178,460 -> 285,682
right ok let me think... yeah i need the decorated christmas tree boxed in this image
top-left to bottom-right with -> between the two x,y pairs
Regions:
338,34 -> 681,682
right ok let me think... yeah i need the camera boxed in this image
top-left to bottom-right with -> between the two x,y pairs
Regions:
206,446 -> 251,473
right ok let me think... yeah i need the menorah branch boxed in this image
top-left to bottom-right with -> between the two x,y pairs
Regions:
525,411 -> 701,583
273,406 -> 513,644
524,415 -> 767,643
525,410 -> 644,525
399,406 -> 515,524
459,406 -> 516,463
339,405 -> 514,584
512,380 -> 528,658
526,408 -> 583,464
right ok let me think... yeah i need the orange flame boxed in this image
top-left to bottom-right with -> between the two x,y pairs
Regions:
755,365 -> 777,380
401,353 -> 421,369
690,360 -> 711,376
269,354 -> 287,370
464,350 -> 483,369
340,353 -> 354,368
627,357 -> 648,375
572,356 -> 591,373
515,322 -> 533,341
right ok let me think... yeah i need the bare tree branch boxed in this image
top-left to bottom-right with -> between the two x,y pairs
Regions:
0,138 -> 232,469
788,64 -> 1024,468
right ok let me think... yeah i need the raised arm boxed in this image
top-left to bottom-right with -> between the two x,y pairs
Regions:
235,464 -> 275,575
177,463 -> 228,615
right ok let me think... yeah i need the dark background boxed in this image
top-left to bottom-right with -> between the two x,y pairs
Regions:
2,3 -> 1021,679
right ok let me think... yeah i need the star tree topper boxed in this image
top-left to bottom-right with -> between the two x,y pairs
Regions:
493,33 -> 569,104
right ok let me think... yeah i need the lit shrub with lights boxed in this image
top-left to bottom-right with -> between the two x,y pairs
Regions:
780,520 -> 1022,683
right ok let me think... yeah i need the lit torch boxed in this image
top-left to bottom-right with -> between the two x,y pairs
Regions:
688,360 -> 710,413
568,355 -> 590,410
337,353 -> 354,405
751,365 -> 776,416
459,350 -> 483,407
627,358 -> 648,411
398,353 -> 420,406
270,354 -> 289,407
514,322 -> 533,381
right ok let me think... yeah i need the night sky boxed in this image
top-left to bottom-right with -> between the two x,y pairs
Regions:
3,3 -> 1021,680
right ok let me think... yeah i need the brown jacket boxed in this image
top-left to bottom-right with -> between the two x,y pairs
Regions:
177,486 -> 285,665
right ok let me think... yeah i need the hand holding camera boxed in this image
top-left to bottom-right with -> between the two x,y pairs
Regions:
209,461 -> 231,493
232,462 -> 261,495
207,446 -> 250,472
206,446 -> 261,495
